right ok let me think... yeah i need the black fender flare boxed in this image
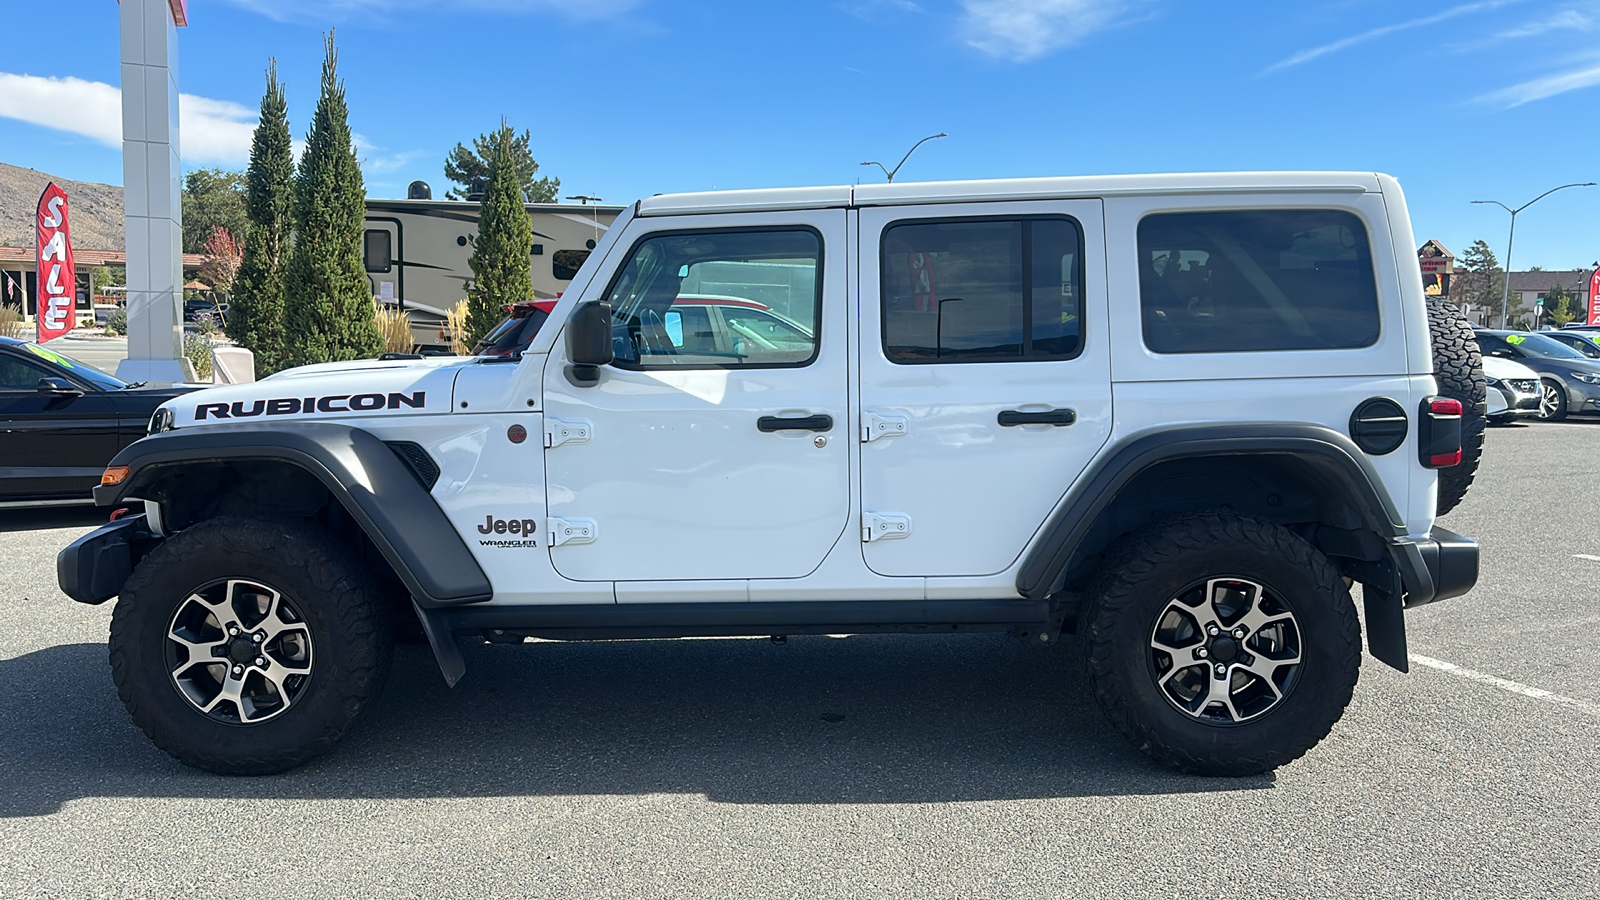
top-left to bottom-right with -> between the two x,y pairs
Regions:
93,421 -> 492,608
1017,423 -> 1409,602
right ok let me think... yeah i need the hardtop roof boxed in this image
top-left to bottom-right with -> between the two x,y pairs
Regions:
636,172 -> 1385,216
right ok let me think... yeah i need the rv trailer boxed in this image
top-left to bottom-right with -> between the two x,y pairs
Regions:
362,194 -> 623,350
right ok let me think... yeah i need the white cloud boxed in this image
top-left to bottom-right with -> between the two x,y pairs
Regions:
1471,58 -> 1600,106
220,0 -> 641,25
1448,7 -> 1596,51
0,72 -> 257,165
960,0 -> 1151,62
1262,0 -> 1527,74
842,0 -> 922,20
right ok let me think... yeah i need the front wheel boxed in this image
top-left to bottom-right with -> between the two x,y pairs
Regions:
1084,514 -> 1361,776
109,517 -> 394,775
1538,378 -> 1569,421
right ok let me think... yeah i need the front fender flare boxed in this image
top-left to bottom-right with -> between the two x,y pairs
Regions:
95,422 -> 491,608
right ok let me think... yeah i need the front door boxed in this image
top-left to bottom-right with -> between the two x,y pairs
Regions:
0,350 -> 119,500
857,200 -> 1113,577
543,210 -> 851,583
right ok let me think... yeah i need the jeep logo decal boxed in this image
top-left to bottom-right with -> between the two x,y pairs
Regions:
194,391 -> 426,420
478,516 -> 537,536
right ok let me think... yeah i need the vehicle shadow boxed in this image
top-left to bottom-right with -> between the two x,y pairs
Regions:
0,506 -> 108,534
0,634 -> 1269,817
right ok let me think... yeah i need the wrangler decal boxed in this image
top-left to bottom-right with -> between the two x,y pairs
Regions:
194,391 -> 427,420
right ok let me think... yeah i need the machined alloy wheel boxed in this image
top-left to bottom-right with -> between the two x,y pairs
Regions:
165,578 -> 314,725
1149,577 -> 1301,724
1539,379 -> 1567,420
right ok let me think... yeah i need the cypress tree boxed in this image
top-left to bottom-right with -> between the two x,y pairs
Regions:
463,124 -> 535,349
284,33 -> 382,368
228,60 -> 293,374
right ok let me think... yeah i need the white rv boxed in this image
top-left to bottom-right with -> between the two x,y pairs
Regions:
362,191 -> 623,349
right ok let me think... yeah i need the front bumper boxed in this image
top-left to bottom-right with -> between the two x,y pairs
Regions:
57,513 -> 160,605
1395,525 -> 1479,608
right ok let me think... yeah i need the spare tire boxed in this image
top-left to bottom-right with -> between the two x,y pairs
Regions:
1427,296 -> 1486,516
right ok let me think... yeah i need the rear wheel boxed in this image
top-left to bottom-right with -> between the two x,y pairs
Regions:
1538,378 -> 1569,421
1084,514 -> 1361,776
109,517 -> 393,775
1427,297 -> 1485,515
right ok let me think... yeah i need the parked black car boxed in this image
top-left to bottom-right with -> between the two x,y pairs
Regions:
0,337 -> 204,505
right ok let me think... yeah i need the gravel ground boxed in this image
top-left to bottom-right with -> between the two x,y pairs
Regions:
2,419 -> 1597,899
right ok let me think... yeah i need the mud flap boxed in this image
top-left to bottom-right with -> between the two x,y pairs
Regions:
1362,572 -> 1409,673
413,599 -> 466,687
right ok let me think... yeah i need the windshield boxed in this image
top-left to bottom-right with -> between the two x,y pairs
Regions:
1500,332 -> 1587,360
19,342 -> 127,390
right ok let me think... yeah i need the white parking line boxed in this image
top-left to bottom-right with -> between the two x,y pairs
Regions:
1574,554 -> 1600,562
1409,654 -> 1600,715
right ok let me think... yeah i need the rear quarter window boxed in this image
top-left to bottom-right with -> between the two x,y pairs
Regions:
1137,209 -> 1380,354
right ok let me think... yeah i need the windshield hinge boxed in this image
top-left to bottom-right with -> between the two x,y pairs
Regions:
861,411 -> 909,442
862,512 -> 912,542
544,417 -> 592,449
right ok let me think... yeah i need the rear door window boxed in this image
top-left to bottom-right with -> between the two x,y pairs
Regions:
1137,210 -> 1379,354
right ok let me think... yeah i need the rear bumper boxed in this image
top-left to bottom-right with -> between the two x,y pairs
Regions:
57,514 -> 159,605
1396,525 -> 1478,608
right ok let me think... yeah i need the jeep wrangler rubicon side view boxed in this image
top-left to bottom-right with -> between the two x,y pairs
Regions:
60,173 -> 1482,776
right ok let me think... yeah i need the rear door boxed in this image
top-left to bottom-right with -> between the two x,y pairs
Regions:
857,200 -> 1113,577
0,349 -> 119,500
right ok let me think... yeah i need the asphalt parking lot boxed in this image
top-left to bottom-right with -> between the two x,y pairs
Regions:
2,420 -> 1598,898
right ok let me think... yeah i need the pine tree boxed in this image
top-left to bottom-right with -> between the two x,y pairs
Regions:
444,124 -> 559,202
463,125 -> 536,349
228,60 -> 293,374
284,33 -> 382,368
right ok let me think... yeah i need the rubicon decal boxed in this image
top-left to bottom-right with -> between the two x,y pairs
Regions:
195,391 -> 425,420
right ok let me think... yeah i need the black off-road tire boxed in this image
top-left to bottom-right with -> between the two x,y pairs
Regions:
1427,296 -> 1485,515
1084,513 -> 1361,776
109,516 -> 394,775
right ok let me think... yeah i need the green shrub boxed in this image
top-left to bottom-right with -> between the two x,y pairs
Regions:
104,306 -> 128,336
183,332 -> 214,381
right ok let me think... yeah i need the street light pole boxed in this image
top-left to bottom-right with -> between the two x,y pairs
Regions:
1472,182 -> 1596,329
862,133 -> 947,183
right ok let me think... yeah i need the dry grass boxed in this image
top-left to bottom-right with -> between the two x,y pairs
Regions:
373,300 -> 415,355
444,299 -> 470,355
0,304 -> 25,340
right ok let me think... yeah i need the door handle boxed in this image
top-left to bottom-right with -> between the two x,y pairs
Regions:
997,408 -> 1075,427
757,414 -> 833,433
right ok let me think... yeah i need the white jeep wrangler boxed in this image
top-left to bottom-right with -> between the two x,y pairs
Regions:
60,173 -> 1483,776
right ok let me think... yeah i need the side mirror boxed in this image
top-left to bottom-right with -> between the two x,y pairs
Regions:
565,301 -> 614,387
36,377 -> 81,396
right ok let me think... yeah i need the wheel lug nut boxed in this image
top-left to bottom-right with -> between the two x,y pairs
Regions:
228,625 -> 241,636
1214,663 -> 1227,676
254,657 -> 265,667
252,633 -> 264,643
1232,628 -> 1245,639
1207,624 -> 1220,636
1196,647 -> 1209,658
231,665 -> 243,675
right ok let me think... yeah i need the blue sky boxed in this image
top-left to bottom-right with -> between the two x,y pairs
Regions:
3,0 -> 1600,269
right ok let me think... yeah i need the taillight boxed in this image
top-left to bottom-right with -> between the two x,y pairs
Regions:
1418,396 -> 1464,469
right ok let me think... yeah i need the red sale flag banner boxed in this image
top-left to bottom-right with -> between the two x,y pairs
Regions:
35,183 -> 78,344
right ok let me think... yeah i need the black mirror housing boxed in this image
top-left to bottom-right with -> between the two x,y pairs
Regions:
37,377 -> 80,394
566,301 -> 614,386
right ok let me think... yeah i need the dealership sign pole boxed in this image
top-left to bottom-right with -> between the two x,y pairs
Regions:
35,182 -> 76,344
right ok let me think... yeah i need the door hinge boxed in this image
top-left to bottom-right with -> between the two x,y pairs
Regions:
861,411 -> 909,442
544,417 -> 592,449
547,517 -> 598,547
862,512 -> 912,542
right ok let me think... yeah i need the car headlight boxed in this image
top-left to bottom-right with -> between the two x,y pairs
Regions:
1570,372 -> 1600,385
148,406 -> 175,434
